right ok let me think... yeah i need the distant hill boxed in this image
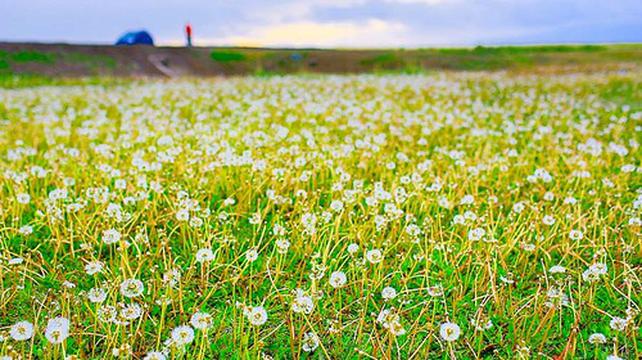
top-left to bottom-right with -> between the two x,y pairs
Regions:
0,42 -> 640,78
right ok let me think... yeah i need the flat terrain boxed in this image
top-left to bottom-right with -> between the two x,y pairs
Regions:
0,50 -> 640,359
1,42 -> 641,79
0,63 -> 642,360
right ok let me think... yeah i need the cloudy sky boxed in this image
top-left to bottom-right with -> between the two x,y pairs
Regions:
1,0 -> 641,47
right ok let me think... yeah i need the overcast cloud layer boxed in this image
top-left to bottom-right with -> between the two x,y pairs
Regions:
1,0 -> 641,47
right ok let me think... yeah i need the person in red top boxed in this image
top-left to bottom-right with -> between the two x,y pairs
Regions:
185,23 -> 193,47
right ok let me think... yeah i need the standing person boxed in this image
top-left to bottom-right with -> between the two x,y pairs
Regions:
185,23 -> 193,47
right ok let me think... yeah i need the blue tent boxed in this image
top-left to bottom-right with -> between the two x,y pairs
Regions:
116,30 -> 154,46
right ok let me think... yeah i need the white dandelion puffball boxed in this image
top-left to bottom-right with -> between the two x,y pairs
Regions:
143,351 -> 167,360
381,286 -> 397,300
439,321 -> 461,342
102,228 -> 122,245
195,248 -> 214,263
120,278 -> 144,298
171,325 -> 195,346
16,193 -> 31,204
366,249 -> 383,264
245,248 -> 259,262
190,311 -> 213,330
329,271 -> 347,288
10,321 -> 34,341
45,317 -> 70,344
588,333 -> 607,344
248,306 -> 268,326
347,243 -> 359,254
302,332 -> 320,352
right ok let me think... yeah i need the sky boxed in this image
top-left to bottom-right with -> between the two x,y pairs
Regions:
1,0 -> 641,48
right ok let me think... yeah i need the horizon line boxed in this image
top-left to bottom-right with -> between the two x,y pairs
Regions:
1,40 -> 641,51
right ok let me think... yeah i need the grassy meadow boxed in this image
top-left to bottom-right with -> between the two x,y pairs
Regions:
0,64 -> 640,359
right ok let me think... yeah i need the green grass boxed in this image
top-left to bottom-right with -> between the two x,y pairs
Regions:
0,69 -> 640,359
0,50 -> 57,73
0,73 -> 130,89
0,50 -> 117,76
210,50 -> 247,62
355,44 -> 642,71
598,76 -> 642,110
360,53 -> 399,66
2,50 -> 56,64
434,44 -> 607,55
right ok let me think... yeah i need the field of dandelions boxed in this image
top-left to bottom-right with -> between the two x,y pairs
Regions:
0,70 -> 640,360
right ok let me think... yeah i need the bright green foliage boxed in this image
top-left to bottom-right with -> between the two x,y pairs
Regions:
210,51 -> 247,62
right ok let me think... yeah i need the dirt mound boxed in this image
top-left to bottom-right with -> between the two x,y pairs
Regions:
0,42 -> 218,77
1,42 -> 640,77
0,42 -> 389,77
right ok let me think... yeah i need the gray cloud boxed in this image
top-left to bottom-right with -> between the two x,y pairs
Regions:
0,0 -> 640,46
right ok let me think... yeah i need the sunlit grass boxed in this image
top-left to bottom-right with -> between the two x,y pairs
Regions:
0,69 -> 640,359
